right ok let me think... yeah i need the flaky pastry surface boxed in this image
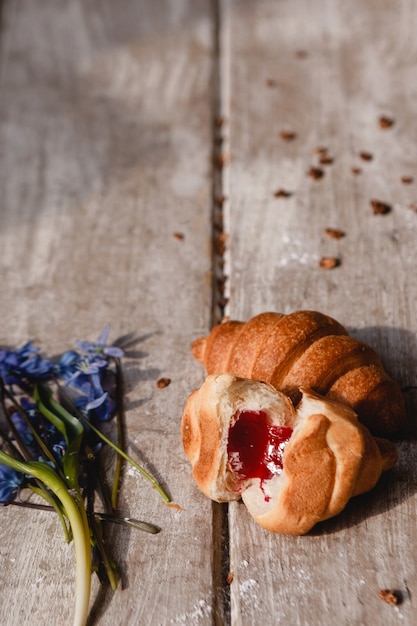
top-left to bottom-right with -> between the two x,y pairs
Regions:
191,311 -> 406,437
181,374 -> 398,535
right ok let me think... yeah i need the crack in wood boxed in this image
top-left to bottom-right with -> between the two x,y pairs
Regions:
211,0 -> 230,329
210,1 -> 231,625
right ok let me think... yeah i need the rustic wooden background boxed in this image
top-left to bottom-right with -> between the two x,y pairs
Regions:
0,1 -> 416,624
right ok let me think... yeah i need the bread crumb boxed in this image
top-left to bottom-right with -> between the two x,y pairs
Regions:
164,502 -> 184,511
173,232 -> 184,240
359,151 -> 373,161
379,116 -> 395,129
308,167 -> 324,180
378,589 -> 401,605
215,152 -> 230,168
351,166 -> 362,175
325,228 -> 345,239
265,78 -> 278,88
280,130 -> 297,141
156,377 -> 171,388
274,188 -> 293,198
401,176 -> 414,184
227,572 -> 234,584
370,199 -> 392,215
319,155 -> 334,165
216,232 -> 227,255
319,257 -> 340,269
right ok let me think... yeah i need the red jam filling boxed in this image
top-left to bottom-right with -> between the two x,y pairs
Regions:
227,409 -> 293,497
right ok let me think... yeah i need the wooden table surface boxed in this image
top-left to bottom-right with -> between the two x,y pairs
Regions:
1,1 -> 417,624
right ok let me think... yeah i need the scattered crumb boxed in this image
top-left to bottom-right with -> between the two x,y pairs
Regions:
319,256 -> 340,269
216,232 -> 227,255
156,377 -> 171,388
379,116 -> 395,129
273,188 -> 293,198
401,176 -> 414,184
325,227 -> 345,239
351,166 -> 362,175
214,152 -> 230,168
173,232 -> 184,240
371,199 -> 392,215
227,572 -> 234,584
308,167 -> 325,180
217,194 -> 228,206
314,146 -> 328,155
215,116 -> 226,127
409,203 -> 417,212
164,502 -> 184,511
378,589 -> 401,605
295,49 -> 308,58
319,154 -> 334,165
280,130 -> 297,141
265,78 -> 278,88
359,151 -> 373,161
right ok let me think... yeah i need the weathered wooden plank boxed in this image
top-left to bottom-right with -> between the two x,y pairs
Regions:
222,0 -> 417,624
0,1 -> 216,624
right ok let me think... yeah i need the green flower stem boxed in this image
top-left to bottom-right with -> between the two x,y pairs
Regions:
96,513 -> 161,534
89,512 -> 118,590
81,415 -> 170,503
0,451 -> 91,626
57,382 -> 171,503
29,483 -> 72,543
2,384 -> 60,470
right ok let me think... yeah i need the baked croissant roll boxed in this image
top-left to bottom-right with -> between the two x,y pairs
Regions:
181,373 -> 398,535
191,311 -> 406,437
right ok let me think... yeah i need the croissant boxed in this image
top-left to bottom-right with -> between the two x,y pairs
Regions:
181,373 -> 398,535
191,311 -> 406,437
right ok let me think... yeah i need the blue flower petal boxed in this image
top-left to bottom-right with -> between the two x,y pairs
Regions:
86,392 -> 108,411
97,325 -> 111,345
103,346 -> 124,358
0,464 -> 24,503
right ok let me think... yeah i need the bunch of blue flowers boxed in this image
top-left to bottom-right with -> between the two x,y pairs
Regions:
0,327 -> 169,626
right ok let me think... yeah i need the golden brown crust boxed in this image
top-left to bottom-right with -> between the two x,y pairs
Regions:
251,412 -> 338,534
181,376 -> 398,535
181,377 -> 232,501
251,311 -> 348,386
191,320 -> 244,374
191,311 -> 406,437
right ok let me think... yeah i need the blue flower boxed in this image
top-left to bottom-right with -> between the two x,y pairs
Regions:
11,410 -> 36,447
77,325 -> 124,359
59,352 -> 107,387
72,384 -> 115,422
57,350 -> 80,373
0,341 -> 54,384
20,354 -> 54,379
10,398 -> 67,461
0,464 -> 24,503
86,390 -> 115,422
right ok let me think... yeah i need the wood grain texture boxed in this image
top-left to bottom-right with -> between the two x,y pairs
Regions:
222,0 -> 417,624
1,0 -> 417,624
0,1 -> 216,624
